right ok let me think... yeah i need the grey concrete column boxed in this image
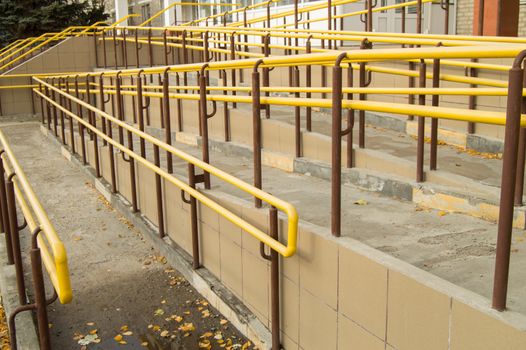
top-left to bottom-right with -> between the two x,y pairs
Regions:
115,0 -> 129,26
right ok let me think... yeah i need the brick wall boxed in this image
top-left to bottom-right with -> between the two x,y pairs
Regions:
456,0 -> 526,36
455,0 -> 474,35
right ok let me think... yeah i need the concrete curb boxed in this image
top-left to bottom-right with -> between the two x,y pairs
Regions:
41,125 -> 273,350
0,235 -> 40,350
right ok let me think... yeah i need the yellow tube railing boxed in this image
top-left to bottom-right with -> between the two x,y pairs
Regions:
34,77 -> 299,258
72,79 -> 519,126
0,129 -> 72,304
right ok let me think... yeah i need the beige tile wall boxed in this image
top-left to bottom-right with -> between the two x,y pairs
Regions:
1,36 -> 96,116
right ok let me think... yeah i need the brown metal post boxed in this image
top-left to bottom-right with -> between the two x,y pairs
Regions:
99,75 -> 107,145
347,64 -> 354,168
135,29 -> 141,68
430,56 -> 441,171
162,69 -> 173,174
416,61 -> 426,182
5,175 -> 26,305
327,0 -> 332,48
417,0 -> 422,34
175,73 -> 183,132
93,30 -> 99,68
492,52 -> 526,311
514,69 -> 526,205
468,62 -> 478,134
401,0 -> 406,35
45,85 -> 51,130
230,33 -> 237,108
358,40 -> 370,148
113,29 -> 118,69
441,0 -> 450,34
163,30 -> 170,66
58,78 -> 66,144
220,70 -> 230,142
121,29 -> 128,69
188,164 -> 200,269
321,39 -> 327,99
115,73 -> 124,145
294,67 -> 301,158
99,74 -> 116,192
136,72 -> 146,157
478,0 -> 485,36
263,35 -> 271,119
367,0 -> 374,32
266,1 -> 271,28
86,75 -> 100,177
253,61 -> 263,208
74,77 -> 87,165
39,83 -> 45,124
154,144 -> 165,238
198,66 -> 211,189
0,156 -> 14,265
331,54 -> 346,237
31,228 -> 51,350
148,29 -> 154,67
306,37 -> 313,132
65,79 -> 75,153
122,118 -> 138,213
102,29 -> 107,68
85,75 -> 94,141
182,31 -> 188,87
51,79 -> 58,136
269,207 -> 280,350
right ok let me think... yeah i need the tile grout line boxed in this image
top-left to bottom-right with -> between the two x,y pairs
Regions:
384,269 -> 390,350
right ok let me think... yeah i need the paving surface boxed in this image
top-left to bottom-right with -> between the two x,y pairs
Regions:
1,120 -> 254,350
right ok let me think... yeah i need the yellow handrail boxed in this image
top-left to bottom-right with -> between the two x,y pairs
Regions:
34,77 -> 299,258
44,45 -> 526,80
72,79 -> 520,126
0,129 -> 72,304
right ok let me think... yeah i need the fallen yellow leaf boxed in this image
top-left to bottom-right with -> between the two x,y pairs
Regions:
199,339 -> 212,349
179,323 -> 195,332
154,309 -> 165,316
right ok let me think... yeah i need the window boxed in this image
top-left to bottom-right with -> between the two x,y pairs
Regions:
395,0 -> 417,14
141,4 -> 151,23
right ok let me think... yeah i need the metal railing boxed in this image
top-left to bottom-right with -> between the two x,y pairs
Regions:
0,0 -> 524,342
0,129 -> 72,350
35,41 -> 526,318
33,74 -> 299,350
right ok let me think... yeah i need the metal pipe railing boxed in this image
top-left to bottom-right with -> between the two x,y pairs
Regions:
0,129 -> 72,350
